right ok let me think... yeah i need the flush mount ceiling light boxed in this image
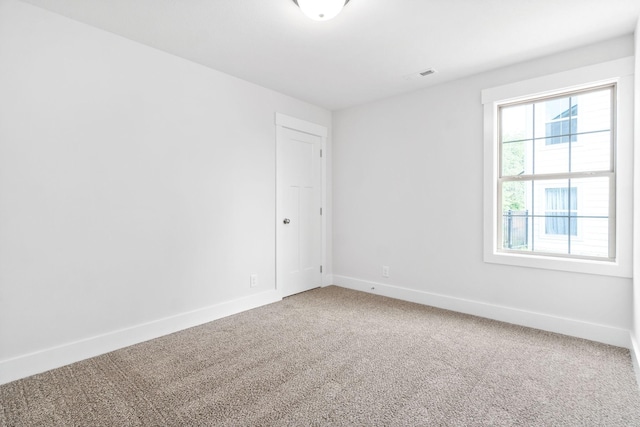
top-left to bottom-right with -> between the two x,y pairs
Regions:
293,0 -> 350,21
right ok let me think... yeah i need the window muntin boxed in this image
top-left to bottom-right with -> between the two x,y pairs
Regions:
497,85 -> 615,260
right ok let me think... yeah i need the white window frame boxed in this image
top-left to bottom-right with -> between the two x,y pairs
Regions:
482,57 -> 633,278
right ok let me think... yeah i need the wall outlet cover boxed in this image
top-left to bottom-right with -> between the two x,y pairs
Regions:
382,266 -> 390,278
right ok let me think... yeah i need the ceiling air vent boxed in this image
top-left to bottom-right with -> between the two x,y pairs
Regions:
419,68 -> 436,76
404,68 -> 437,81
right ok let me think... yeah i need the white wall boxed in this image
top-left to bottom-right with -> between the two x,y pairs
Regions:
633,18 -> 640,380
0,0 -> 330,383
333,35 -> 635,347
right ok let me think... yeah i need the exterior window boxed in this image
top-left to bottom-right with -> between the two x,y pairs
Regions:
544,188 -> 577,236
498,85 -> 614,259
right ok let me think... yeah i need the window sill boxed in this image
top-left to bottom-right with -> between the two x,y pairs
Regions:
484,250 -> 630,278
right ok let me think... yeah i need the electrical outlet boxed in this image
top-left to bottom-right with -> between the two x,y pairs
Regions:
382,266 -> 390,278
250,274 -> 258,288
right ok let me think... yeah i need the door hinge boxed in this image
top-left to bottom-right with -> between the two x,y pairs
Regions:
320,207 -> 323,215
320,149 -> 323,158
320,265 -> 323,273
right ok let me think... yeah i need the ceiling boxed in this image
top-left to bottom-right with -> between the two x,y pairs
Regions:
22,0 -> 640,111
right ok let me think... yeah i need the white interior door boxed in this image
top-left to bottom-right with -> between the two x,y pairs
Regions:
276,125 -> 323,297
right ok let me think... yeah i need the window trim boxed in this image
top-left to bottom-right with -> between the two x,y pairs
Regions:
482,57 -> 633,278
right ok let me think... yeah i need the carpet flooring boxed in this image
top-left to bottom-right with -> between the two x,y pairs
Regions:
1,286 -> 639,426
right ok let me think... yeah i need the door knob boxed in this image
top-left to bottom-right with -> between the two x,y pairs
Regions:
283,218 -> 291,224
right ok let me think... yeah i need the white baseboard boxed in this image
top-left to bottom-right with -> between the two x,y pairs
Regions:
333,275 -> 631,348
0,290 -> 281,385
631,333 -> 640,389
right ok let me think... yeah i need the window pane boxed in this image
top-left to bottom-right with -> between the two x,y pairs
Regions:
572,89 -> 611,134
571,177 -> 609,217
532,180 -> 573,253
535,96 -> 571,141
569,218 -> 609,258
501,181 -> 529,212
534,137 -> 569,174
502,140 -> 532,177
502,210 -> 531,251
501,104 -> 533,142
533,216 -> 568,254
571,131 -> 611,172
501,181 -> 531,251
544,187 -> 577,236
532,179 -> 570,217
544,118 -> 576,145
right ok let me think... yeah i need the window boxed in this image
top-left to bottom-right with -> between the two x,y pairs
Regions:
499,85 -> 614,259
482,57 -> 633,277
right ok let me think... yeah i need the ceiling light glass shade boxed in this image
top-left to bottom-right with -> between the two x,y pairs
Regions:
295,0 -> 348,21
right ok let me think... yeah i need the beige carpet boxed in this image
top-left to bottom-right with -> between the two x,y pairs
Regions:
1,286 -> 639,426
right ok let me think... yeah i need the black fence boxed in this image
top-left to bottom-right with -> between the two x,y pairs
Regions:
503,210 -> 529,249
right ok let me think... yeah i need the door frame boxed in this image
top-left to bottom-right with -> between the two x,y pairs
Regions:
275,113 -> 328,298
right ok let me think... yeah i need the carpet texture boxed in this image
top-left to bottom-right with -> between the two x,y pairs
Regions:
1,286 -> 639,426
